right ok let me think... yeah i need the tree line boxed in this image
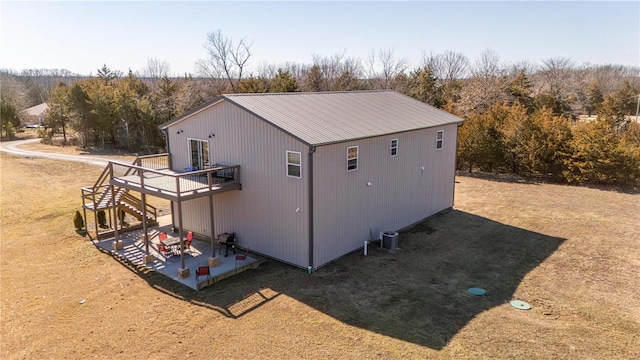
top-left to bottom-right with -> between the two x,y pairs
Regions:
1,30 -> 639,185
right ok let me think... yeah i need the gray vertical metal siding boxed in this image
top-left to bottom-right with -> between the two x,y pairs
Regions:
166,96 -> 459,269
312,124 -> 458,267
166,101 -> 310,268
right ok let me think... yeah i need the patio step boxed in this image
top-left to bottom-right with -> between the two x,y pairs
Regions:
196,258 -> 266,290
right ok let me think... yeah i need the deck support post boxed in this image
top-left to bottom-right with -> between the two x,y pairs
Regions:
82,206 -> 88,237
176,178 -> 187,276
140,189 -> 153,264
93,208 -> 99,241
110,164 -> 122,249
141,180 -> 149,257
208,189 -> 216,258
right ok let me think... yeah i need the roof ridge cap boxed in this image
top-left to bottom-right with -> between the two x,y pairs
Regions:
225,90 -> 393,97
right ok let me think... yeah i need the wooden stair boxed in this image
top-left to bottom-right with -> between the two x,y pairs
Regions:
81,157 -> 158,238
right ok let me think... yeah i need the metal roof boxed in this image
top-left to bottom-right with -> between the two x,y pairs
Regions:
161,91 -> 464,146
22,103 -> 49,117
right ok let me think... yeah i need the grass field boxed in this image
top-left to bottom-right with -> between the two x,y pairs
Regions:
1,148 -> 639,359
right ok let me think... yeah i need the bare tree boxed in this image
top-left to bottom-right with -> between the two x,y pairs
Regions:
196,29 -> 252,93
439,50 -> 469,81
0,72 -> 29,110
539,57 -> 574,98
472,48 -> 503,80
365,48 -> 408,89
584,63 -> 640,96
142,57 -> 172,79
311,51 -> 347,91
420,51 -> 441,72
379,48 -> 408,89
455,49 -> 509,115
334,56 -> 364,91
508,60 -> 538,77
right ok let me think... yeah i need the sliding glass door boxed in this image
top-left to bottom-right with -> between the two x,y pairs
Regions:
189,139 -> 210,170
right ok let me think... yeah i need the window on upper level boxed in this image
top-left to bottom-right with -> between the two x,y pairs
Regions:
347,146 -> 358,171
436,130 -> 444,150
286,151 -> 302,178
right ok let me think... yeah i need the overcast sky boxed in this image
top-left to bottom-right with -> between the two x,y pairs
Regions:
1,1 -> 638,76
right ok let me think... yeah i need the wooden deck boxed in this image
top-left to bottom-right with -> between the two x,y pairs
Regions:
81,154 -> 243,247
108,161 -> 241,201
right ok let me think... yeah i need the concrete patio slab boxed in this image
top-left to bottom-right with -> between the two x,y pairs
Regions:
91,215 -> 263,290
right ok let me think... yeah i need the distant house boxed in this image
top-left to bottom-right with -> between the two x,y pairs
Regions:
22,103 -> 48,127
155,90 -> 464,269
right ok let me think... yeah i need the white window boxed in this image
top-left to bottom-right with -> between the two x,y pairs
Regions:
189,138 -> 210,170
436,130 -> 444,150
347,146 -> 358,171
390,139 -> 398,157
286,151 -> 302,178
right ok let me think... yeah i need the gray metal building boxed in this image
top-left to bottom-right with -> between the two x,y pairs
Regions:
159,90 -> 463,270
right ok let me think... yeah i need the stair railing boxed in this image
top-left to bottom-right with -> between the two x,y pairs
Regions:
121,192 -> 157,221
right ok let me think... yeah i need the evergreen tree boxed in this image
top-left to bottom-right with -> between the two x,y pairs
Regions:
97,64 -> 118,85
0,99 -> 21,138
457,107 -> 505,172
407,67 -> 444,108
270,69 -> 297,92
334,69 -> 360,91
43,83 -> 71,144
303,65 -> 324,92
585,82 -> 604,117
238,76 -> 270,93
507,70 -> 534,112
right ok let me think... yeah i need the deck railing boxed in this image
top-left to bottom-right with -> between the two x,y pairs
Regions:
136,153 -> 170,171
108,161 -> 241,199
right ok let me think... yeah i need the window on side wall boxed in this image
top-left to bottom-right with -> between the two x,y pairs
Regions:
436,130 -> 444,150
390,138 -> 398,157
286,151 -> 302,178
347,146 -> 358,171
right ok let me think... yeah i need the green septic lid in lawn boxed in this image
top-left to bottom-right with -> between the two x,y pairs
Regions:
467,287 -> 486,296
510,300 -> 531,310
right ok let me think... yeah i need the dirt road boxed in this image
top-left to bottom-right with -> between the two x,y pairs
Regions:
0,138 -> 112,167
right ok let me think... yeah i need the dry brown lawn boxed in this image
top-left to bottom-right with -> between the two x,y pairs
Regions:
1,150 -> 638,359
19,138 -> 137,163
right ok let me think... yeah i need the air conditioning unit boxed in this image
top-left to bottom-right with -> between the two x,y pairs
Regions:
381,231 -> 399,251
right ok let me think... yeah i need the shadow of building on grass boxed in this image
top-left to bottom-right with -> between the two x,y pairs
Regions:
99,209 -> 564,350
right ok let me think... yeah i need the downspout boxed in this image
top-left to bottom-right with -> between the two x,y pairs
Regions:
308,145 -> 316,274
453,122 -> 463,206
163,128 -> 172,169
163,128 -> 176,231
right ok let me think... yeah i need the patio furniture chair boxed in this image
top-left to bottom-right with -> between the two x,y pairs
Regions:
235,247 -> 250,267
158,232 -> 167,242
183,231 -> 193,254
158,242 -> 173,259
195,266 -> 210,282
218,233 -> 236,257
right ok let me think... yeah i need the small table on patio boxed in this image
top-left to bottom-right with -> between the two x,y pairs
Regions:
162,237 -> 182,255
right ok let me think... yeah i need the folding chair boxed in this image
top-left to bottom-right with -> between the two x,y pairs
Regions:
235,247 -> 250,267
183,231 -> 193,254
158,242 -> 173,259
195,266 -> 210,282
